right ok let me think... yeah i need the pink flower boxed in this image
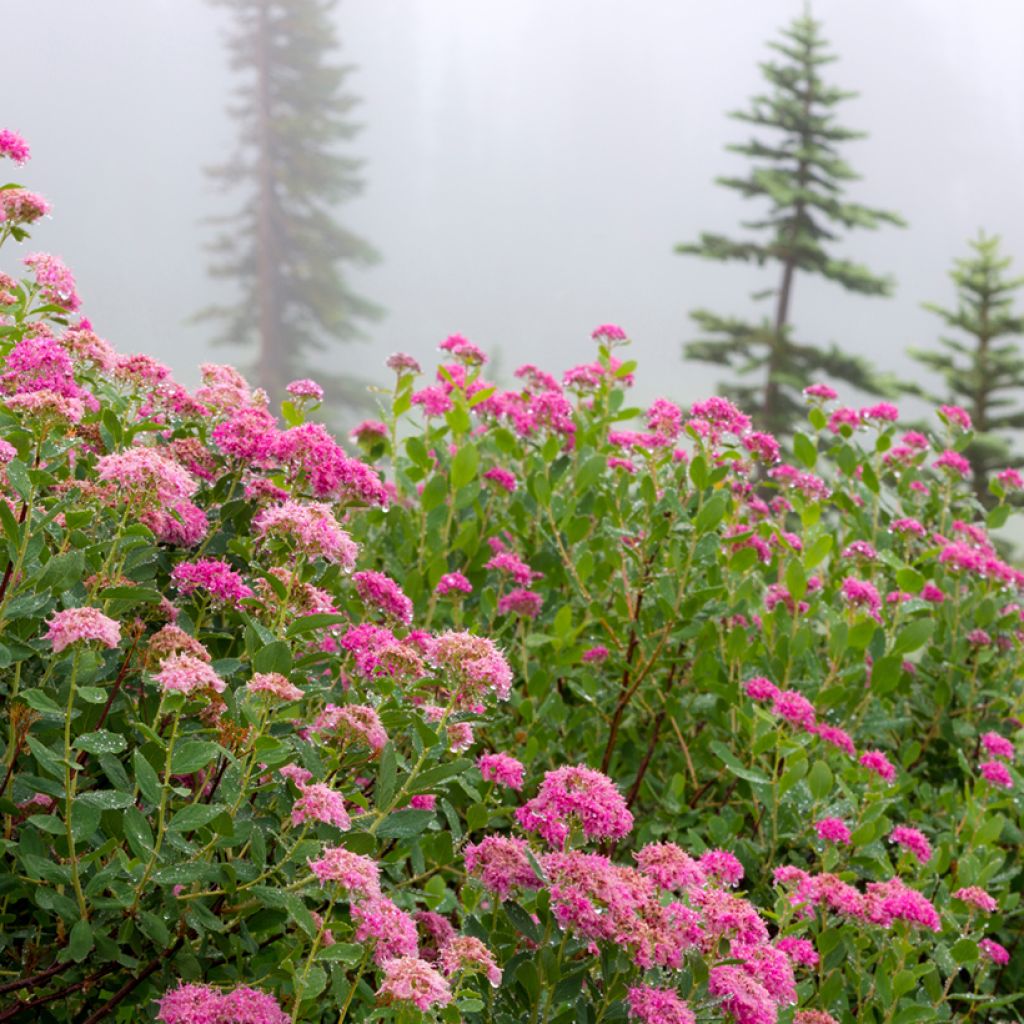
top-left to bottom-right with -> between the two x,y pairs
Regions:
953,886 -> 998,913
482,466 -> 517,492
814,724 -> 856,757
803,383 -> 838,400
352,570 -> 413,624
707,966 -> 776,1024
497,588 -> 543,618
861,402 -> 899,423
582,645 -> 609,663
0,129 -> 31,164
212,406 -> 279,462
980,760 -> 1013,789
979,938 -> 1010,965
464,836 -> 542,897
377,956 -> 452,1011
859,750 -> 896,782
23,252 -> 80,310
435,571 -> 472,597
352,895 -> 419,963
939,404 -> 972,430
350,419 -> 388,443
981,731 -> 1015,760
828,406 -> 861,433
841,541 -> 877,560
921,582 -> 945,603
626,985 -> 695,1024
864,878 -> 940,931
892,517 -> 925,536
634,842 -> 706,890
745,676 -> 780,702
840,577 -> 881,614
889,826 -> 932,863
286,378 -> 324,401
386,352 -> 422,375
699,848 -> 745,886
795,1013 -> 839,1024
46,607 -> 121,654
252,501 -> 357,566
153,654 -> 226,696
307,846 -> 380,895
171,559 -> 253,605
247,672 -> 304,702
0,189 -> 50,226
772,690 -> 817,731
996,468 -> 1024,489
95,446 -> 197,509
591,323 -> 627,342
439,935 -> 502,987
314,703 -> 388,751
485,551 -> 538,586
409,794 -> 436,810
427,630 -> 513,704
776,936 -> 818,968
646,398 -> 683,440
411,385 -> 453,416
516,764 -> 633,848
478,752 -> 525,790
156,982 -> 289,1024
815,818 -> 851,845
447,721 -> 474,752
279,764 -> 313,788
291,783 -> 350,829
935,449 -> 971,476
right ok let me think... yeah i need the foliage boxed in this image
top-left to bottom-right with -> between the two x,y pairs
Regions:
676,12 -> 904,436
908,232 -> 1024,506
198,0 -> 381,408
2,138 -> 1024,1024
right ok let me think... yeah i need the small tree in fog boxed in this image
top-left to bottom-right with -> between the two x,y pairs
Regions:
676,12 -> 903,436
200,0 -> 380,407
910,232 -> 1024,506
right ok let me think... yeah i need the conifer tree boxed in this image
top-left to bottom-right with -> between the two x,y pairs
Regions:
200,0 -> 380,406
676,12 -> 904,436
909,232 -> 1024,505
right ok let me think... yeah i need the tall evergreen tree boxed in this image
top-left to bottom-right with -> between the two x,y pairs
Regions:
200,0 -> 380,406
909,233 -> 1024,505
676,12 -> 904,436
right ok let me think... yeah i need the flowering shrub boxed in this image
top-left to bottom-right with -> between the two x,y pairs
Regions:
1,133 -> 1022,1024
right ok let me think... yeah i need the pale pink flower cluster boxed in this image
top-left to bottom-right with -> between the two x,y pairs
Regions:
775,936 -> 818,968
0,189 -> 50,226
464,836 -> 542,897
291,782 -> 350,830
377,956 -> 452,1011
353,895 -> 419,962
626,985 -> 695,1024
427,630 -> 513,704
96,446 -> 197,508
252,501 -> 357,567
515,764 -> 633,848
286,378 -> 324,401
352,570 -> 413,623
23,252 -> 80,310
46,606 -> 121,653
156,982 -> 288,1024
247,672 -> 304,702
312,702 -> 388,751
953,886 -> 998,913
153,653 -> 226,696
478,752 -> 525,790
497,588 -> 543,618
308,846 -> 380,895
438,935 -> 502,987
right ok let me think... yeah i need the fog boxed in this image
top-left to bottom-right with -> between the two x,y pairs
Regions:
6,0 -> 1024,412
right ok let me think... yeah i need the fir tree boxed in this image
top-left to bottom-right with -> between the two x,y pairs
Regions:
909,232 -> 1024,505
200,0 -> 381,407
676,12 -> 904,436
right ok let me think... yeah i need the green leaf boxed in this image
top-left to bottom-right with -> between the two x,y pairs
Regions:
376,743 -> 397,809
19,689 -> 63,716
374,809 -> 435,839
285,613 -> 349,637
74,730 -> 127,755
67,919 -> 94,962
410,759 -> 471,793
892,619 -> 934,656
78,790 -> 135,810
134,750 -> 162,804
451,444 -> 479,489
695,492 -> 729,533
951,938 -> 978,964
253,640 -> 292,675
123,806 -> 154,858
318,943 -> 363,963
168,803 -> 229,833
97,586 -> 164,606
785,560 -> 807,602
870,655 -> 903,695
421,475 -> 447,512
709,741 -> 769,784
171,741 -> 222,775
6,459 -> 31,501
138,911 -> 170,946
37,551 -> 85,593
807,760 -> 833,800
793,431 -> 817,469
803,534 -> 832,570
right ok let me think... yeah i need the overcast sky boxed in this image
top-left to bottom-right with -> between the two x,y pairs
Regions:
5,0 -> 1024,416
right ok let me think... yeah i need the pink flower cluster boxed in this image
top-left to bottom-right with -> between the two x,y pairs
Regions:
478,751 -> 525,790
156,983 -> 288,1024
352,570 -> 413,623
45,606 -> 121,654
170,559 -> 253,605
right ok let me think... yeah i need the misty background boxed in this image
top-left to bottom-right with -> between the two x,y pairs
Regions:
5,0 -> 1024,410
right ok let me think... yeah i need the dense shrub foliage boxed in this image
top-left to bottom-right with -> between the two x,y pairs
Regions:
1,133 -> 1023,1024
